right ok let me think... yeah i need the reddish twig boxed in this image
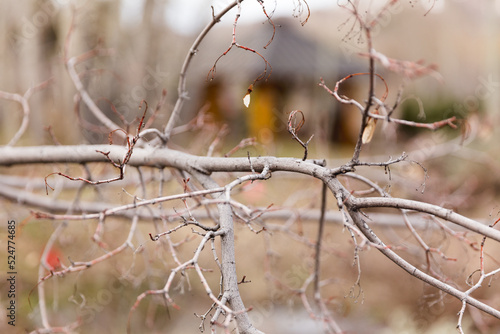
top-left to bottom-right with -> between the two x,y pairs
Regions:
320,74 -> 457,139
257,0 -> 277,49
207,1 -> 272,85
45,102 -> 149,194
292,0 -> 311,26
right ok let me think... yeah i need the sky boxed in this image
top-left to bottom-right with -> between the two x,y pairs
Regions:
120,0 -> 454,36
121,0 -> 339,35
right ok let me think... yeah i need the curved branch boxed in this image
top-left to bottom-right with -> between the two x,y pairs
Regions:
348,196 -> 500,242
66,52 -> 125,138
0,78 -> 53,146
0,91 -> 31,146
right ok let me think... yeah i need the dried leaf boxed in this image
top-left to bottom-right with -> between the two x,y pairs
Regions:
362,117 -> 377,144
243,84 -> 253,108
243,93 -> 251,108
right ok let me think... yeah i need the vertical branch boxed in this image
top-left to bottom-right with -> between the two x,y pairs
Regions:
313,182 -> 343,333
36,173 -> 92,332
190,170 -> 264,334
313,182 -> 327,299
37,222 -> 66,330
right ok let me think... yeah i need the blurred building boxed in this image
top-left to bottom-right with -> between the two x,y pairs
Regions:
185,18 -> 361,146
2,1 -> 498,148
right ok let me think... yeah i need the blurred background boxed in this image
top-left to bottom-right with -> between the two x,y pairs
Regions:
1,0 -> 500,333
1,0 -> 499,149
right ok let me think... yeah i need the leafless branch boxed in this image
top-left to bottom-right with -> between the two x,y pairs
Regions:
2,1 -> 499,333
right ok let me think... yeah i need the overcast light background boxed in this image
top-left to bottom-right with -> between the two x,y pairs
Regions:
121,0 -> 336,35
119,0 -> 455,36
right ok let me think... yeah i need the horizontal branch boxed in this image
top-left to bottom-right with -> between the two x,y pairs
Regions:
0,180 -> 447,230
33,187 -> 225,220
348,196 -> 500,242
0,145 -> 329,176
2,145 -> 498,242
